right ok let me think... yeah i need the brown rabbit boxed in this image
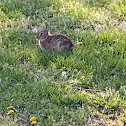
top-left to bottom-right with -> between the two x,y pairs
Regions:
36,24 -> 73,51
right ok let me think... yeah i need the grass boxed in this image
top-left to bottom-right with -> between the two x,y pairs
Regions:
0,0 -> 126,125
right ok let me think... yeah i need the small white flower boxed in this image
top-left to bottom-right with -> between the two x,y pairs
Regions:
32,28 -> 38,33
61,71 -> 67,79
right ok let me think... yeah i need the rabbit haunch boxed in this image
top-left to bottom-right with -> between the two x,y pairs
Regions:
36,24 -> 73,51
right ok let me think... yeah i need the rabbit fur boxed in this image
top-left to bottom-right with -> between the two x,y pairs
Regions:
36,24 -> 73,51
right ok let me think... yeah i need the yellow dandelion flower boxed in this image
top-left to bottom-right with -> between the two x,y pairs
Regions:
8,110 -> 14,115
31,120 -> 37,125
7,106 -> 13,110
30,116 -> 36,122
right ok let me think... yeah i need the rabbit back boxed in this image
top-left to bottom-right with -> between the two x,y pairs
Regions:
39,34 -> 73,51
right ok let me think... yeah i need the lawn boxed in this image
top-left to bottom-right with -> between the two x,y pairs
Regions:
0,0 -> 126,125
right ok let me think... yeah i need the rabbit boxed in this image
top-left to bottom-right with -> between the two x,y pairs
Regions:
36,23 -> 73,51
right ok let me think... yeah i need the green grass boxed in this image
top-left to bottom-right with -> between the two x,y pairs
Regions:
0,0 -> 126,125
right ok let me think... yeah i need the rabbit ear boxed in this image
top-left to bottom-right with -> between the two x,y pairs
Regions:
45,23 -> 49,31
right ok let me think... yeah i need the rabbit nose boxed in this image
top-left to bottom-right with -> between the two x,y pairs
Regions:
36,33 -> 40,38
36,36 -> 39,40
